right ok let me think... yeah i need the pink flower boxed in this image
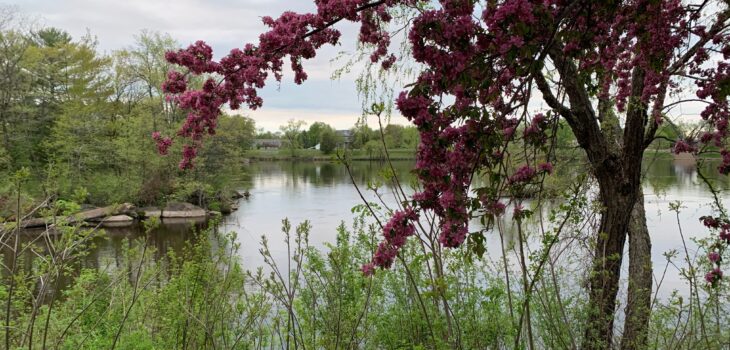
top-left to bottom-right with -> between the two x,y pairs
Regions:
162,70 -> 187,94
481,197 -> 506,217
366,206 -> 420,270
706,267 -> 723,285
372,242 -> 397,269
701,216 -> 721,229
179,145 -> 197,169
720,228 -> 730,243
513,204 -> 525,218
381,208 -> 419,248
439,219 -> 468,248
509,165 -> 536,184
673,140 -> 697,154
538,162 -> 553,175
502,126 -> 516,140
361,263 -> 375,277
152,132 -> 172,155
382,54 -> 397,70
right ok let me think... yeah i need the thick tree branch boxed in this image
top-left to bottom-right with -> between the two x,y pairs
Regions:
534,71 -> 573,123
547,46 -> 607,163
622,67 -> 648,177
643,82 -> 668,149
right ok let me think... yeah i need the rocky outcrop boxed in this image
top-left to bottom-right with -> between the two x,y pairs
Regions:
230,190 -> 251,200
101,215 -> 135,227
137,207 -> 162,219
161,202 -> 207,218
15,201 -> 221,231
83,203 -> 136,222
20,203 -> 136,229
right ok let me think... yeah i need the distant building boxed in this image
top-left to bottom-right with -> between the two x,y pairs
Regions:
336,130 -> 353,147
254,139 -> 289,149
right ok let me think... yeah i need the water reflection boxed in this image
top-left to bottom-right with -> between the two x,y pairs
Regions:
6,219 -> 209,299
644,156 -> 730,194
242,160 -> 417,190
8,158 -> 730,299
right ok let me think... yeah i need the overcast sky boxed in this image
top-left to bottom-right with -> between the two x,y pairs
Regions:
10,0 -> 409,131
6,0 -> 708,132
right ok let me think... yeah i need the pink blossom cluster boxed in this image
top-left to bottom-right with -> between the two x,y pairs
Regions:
480,196 -> 506,217
151,131 -> 172,155
523,113 -> 550,145
363,207 -> 419,275
556,0 -> 687,113
513,203 -> 526,219
483,0 -> 538,59
179,145 -> 197,170
701,216 -> 726,230
672,140 -> 698,154
164,40 -> 219,75
438,189 -> 469,247
538,162 -> 553,175
683,16 -> 730,177
416,120 -> 492,248
509,165 -> 537,184
719,225 -> 730,244
159,1 -> 405,168
706,267 -> 723,286
359,8 -> 391,66
507,162 -> 552,184
721,150 -> 730,175
701,215 -> 730,286
706,250 -> 724,286
161,71 -> 187,94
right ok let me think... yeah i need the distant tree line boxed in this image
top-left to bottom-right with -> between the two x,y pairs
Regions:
0,8 -> 255,214
256,119 -> 419,156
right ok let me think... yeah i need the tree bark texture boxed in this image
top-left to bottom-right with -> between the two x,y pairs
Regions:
582,165 -> 639,350
621,190 -> 652,350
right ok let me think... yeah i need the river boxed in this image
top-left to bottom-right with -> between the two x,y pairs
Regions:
12,157 -> 730,298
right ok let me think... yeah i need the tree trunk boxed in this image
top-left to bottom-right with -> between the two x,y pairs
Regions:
582,168 -> 638,350
1,111 -> 10,154
621,189 -> 652,350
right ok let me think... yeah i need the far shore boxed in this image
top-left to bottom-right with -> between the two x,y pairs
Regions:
244,148 -> 417,161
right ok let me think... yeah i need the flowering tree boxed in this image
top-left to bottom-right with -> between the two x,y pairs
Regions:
158,1 -> 730,349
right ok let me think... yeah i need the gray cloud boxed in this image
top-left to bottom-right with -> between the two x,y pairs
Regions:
10,0 -> 389,129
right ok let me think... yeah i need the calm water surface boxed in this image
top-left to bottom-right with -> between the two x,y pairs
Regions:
19,158 -> 730,297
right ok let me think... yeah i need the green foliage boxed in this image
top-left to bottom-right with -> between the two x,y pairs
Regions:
318,126 -> 341,154
3,192 -> 729,349
279,119 -> 307,156
362,139 -> 385,160
198,114 -> 256,167
348,122 -> 419,151
0,25 -> 254,210
255,128 -> 281,139
0,216 -> 268,349
302,121 -> 328,148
